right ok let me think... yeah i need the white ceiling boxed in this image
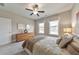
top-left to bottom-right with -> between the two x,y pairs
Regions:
0,3 -> 74,20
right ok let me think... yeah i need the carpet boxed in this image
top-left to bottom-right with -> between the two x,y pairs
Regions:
0,41 -> 28,55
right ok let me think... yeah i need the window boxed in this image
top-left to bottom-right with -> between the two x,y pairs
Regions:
39,23 -> 44,33
49,20 -> 59,35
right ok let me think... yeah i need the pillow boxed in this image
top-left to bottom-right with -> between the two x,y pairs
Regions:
56,38 -> 62,45
59,34 -> 73,48
63,34 -> 73,39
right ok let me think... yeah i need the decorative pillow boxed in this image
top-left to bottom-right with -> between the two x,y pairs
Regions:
59,34 -> 73,48
64,33 -> 73,39
56,38 -> 62,45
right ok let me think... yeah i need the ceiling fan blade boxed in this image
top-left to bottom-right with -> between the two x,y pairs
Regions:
30,13 -> 33,15
37,13 -> 39,16
38,11 -> 45,13
25,8 -> 33,11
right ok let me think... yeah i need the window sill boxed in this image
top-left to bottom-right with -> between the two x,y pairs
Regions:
48,34 -> 59,37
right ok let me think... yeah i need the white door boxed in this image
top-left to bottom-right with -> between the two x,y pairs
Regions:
0,18 -> 11,45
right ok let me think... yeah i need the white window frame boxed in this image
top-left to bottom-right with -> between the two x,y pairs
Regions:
49,20 -> 59,35
38,23 -> 44,33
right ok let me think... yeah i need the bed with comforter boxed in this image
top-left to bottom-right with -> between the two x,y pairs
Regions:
22,34 -> 79,55
33,37 -> 62,55
22,36 -> 62,55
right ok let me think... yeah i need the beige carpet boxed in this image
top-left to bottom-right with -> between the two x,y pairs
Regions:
0,41 -> 28,55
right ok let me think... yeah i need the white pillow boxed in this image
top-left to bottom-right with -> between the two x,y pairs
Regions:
64,34 -> 73,40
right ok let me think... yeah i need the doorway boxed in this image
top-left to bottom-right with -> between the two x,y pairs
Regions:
0,18 -> 12,45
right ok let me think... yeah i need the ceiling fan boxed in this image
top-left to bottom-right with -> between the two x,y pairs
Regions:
25,4 -> 45,16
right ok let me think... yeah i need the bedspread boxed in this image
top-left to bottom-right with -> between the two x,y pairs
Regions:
22,35 -> 45,52
32,37 -> 62,55
23,36 -> 62,55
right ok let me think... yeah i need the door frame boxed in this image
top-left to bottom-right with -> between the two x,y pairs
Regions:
0,17 -> 12,45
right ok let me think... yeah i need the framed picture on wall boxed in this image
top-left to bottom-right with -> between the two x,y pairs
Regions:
17,24 -> 25,33
17,24 -> 25,30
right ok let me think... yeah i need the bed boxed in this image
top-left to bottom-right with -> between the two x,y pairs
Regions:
32,37 -> 62,55
22,36 -> 62,55
22,35 -> 79,55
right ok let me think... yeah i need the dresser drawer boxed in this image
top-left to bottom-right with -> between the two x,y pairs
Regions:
16,33 -> 34,41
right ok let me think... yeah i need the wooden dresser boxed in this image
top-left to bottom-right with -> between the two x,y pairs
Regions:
16,33 -> 34,42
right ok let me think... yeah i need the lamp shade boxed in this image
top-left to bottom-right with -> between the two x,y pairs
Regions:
64,28 -> 72,33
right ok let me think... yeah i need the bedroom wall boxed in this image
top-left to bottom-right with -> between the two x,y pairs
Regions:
0,9 -> 34,42
35,10 -> 72,37
72,4 -> 79,34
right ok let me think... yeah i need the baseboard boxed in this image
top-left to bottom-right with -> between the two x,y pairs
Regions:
0,42 -> 12,47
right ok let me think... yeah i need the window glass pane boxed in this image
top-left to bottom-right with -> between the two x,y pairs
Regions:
49,20 -> 59,35
39,23 -> 44,33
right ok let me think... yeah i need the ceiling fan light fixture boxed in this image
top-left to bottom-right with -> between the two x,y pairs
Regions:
33,8 -> 38,15
33,11 -> 38,15
25,4 -> 45,16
